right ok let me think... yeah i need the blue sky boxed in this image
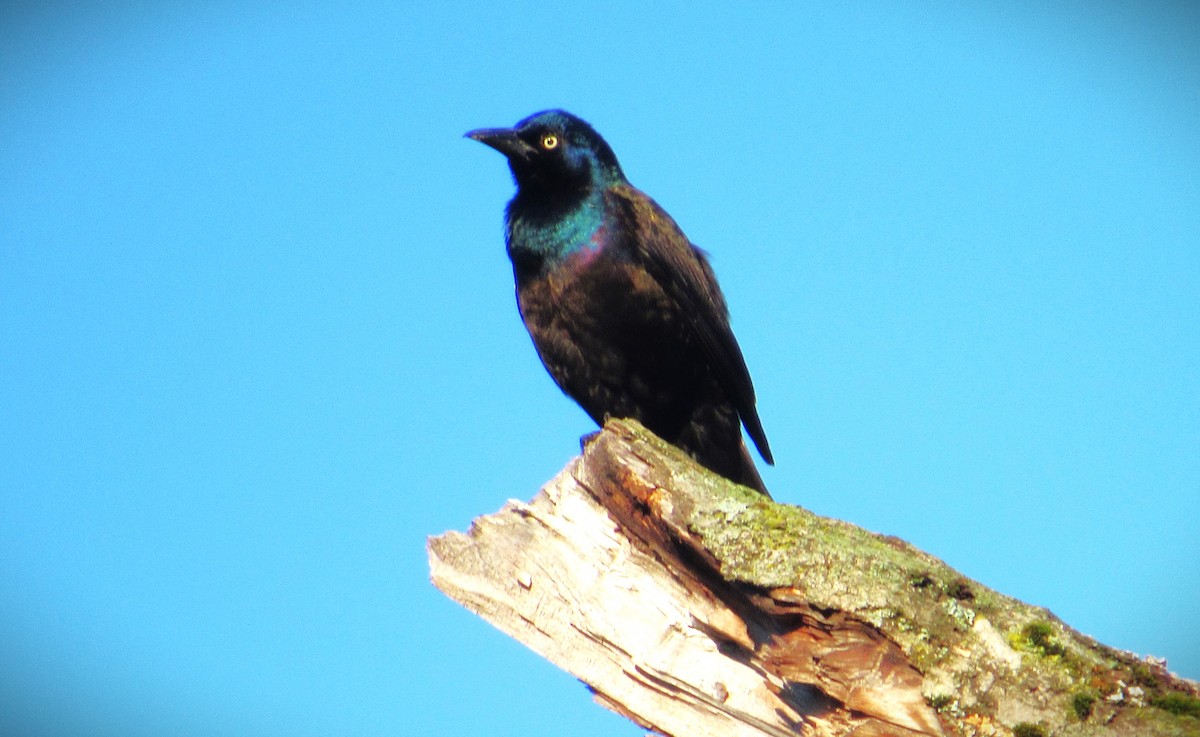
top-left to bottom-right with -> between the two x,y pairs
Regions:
2,2 -> 1197,735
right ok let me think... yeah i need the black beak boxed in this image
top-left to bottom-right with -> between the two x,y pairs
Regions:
466,127 -> 536,162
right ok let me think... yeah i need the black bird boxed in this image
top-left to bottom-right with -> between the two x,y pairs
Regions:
467,110 -> 773,494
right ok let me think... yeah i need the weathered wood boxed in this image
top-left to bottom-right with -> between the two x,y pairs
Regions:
427,419 -> 1200,737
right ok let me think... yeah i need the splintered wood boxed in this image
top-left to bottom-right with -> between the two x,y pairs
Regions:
427,420 -> 1199,737
428,424 -> 938,736
429,470 -> 793,737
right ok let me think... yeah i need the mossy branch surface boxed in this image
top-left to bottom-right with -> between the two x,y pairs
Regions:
429,418 -> 1199,737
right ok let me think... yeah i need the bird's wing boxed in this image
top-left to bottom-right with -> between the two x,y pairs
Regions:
608,184 -> 773,464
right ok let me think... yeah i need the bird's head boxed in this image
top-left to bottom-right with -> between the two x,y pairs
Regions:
467,110 -> 626,196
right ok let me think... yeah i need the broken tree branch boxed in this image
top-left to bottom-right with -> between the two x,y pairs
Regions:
427,419 -> 1199,737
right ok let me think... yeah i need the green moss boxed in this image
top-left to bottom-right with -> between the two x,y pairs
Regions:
1012,620 -> 1068,658
1131,662 -> 1163,690
1072,690 -> 1097,720
1024,621 -> 1058,651
948,578 -> 975,601
926,693 -> 954,711
1151,692 -> 1200,718
1012,723 -> 1046,737
910,572 -> 935,589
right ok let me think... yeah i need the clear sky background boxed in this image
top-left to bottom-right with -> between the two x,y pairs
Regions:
2,2 -> 1198,735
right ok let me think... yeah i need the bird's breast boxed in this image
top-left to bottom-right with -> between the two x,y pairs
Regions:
517,245 -> 678,356
561,221 -> 610,269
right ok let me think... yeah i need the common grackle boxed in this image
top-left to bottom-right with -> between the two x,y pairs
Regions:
467,110 -> 774,495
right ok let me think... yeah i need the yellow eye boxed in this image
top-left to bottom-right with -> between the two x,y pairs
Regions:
541,133 -> 559,150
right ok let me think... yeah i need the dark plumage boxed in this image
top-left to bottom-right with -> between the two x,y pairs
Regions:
467,110 -> 773,495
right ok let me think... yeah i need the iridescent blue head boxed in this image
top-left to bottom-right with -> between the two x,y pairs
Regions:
466,110 -> 627,197
468,110 -> 628,266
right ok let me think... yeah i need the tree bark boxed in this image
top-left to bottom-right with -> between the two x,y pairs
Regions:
427,419 -> 1199,737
